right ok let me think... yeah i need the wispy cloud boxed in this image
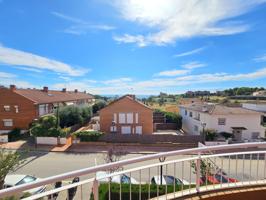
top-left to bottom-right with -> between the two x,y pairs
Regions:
181,62 -> 206,69
0,44 -> 88,76
14,66 -> 43,73
154,69 -> 190,77
112,0 -> 266,46
155,61 -> 206,77
174,46 -> 206,57
52,11 -> 115,35
0,71 -> 16,78
102,77 -> 132,85
254,54 -> 266,62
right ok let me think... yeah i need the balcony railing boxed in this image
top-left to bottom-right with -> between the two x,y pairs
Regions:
0,142 -> 266,200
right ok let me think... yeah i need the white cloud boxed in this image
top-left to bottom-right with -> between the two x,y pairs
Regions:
0,71 -> 16,78
155,69 -> 190,77
52,11 -> 115,35
155,61 -> 206,77
102,77 -> 132,85
181,62 -> 206,69
174,46 -> 206,57
254,54 -> 266,62
0,45 -> 88,76
112,0 -> 266,46
14,66 -> 43,73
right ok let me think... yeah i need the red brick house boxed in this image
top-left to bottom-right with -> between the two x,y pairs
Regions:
0,85 -> 94,133
99,95 -> 153,134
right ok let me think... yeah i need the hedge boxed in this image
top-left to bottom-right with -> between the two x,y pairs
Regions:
73,131 -> 103,142
90,183 -> 194,200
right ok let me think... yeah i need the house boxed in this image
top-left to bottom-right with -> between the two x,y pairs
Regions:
179,103 -> 265,141
0,85 -> 94,133
99,95 -> 153,134
252,90 -> 266,96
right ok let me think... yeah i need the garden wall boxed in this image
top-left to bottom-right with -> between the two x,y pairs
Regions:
99,133 -> 201,144
154,123 -> 177,130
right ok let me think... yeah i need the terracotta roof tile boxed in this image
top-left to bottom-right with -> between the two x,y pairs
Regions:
14,89 -> 94,104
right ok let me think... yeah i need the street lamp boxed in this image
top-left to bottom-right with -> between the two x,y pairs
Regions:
201,122 -> 206,143
159,157 -> 166,185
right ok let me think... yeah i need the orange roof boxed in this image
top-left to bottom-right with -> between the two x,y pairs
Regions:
13,89 -> 94,104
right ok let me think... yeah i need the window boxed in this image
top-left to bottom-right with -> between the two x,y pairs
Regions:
185,110 -> 187,115
4,105 -> 10,112
218,118 -> 226,125
110,126 -> 117,132
194,125 -> 198,132
126,113 -> 133,124
3,119 -> 13,127
113,113 -> 117,123
135,113 -> 139,123
189,112 -> 193,117
119,113 -> 126,124
136,126 -> 142,134
121,126 -> 131,134
252,132 -> 260,139
14,105 -> 19,113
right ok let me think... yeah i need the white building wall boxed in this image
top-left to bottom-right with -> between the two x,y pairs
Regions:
242,103 -> 266,112
180,107 -> 265,139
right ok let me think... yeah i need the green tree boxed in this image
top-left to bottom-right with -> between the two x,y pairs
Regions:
92,100 -> 107,114
0,149 -> 24,189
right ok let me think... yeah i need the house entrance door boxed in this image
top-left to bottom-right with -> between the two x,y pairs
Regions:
233,129 -> 242,141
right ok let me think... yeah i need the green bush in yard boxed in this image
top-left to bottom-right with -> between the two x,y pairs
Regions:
30,115 -> 69,137
90,183 -> 194,200
73,131 -> 103,142
59,105 -> 92,128
154,109 -> 182,129
8,128 -> 21,142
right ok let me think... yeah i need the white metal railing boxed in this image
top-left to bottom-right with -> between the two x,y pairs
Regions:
0,142 -> 266,200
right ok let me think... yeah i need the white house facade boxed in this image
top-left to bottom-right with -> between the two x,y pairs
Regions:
179,103 -> 265,141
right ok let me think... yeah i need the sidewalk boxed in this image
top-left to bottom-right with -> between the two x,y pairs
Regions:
0,140 -> 197,154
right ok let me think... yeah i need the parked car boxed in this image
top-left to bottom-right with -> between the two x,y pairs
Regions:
96,171 -> 139,184
151,175 -> 190,185
4,175 -> 46,195
199,174 -> 238,184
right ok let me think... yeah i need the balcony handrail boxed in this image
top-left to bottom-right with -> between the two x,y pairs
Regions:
21,150 -> 266,200
0,142 -> 266,198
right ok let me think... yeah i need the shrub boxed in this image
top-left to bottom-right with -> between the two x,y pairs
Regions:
73,131 -> 103,142
59,105 -> 92,128
203,129 -> 217,141
154,109 -> 182,129
8,128 -> 21,142
90,183 -> 193,200
30,115 -> 69,137
92,100 -> 107,114
220,132 -> 233,139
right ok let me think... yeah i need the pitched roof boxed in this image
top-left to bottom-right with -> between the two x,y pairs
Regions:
100,95 -> 153,111
13,89 -> 94,104
179,103 -> 262,115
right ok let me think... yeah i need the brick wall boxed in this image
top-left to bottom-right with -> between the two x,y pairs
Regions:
100,97 -> 153,134
99,133 -> 202,144
154,123 -> 178,130
0,88 -> 37,131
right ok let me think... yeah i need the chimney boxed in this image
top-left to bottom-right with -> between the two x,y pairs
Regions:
10,85 -> 16,91
62,88 -> 66,93
43,86 -> 48,92
74,89 -> 78,93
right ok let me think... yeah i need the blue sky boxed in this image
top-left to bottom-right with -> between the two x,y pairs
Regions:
0,0 -> 266,95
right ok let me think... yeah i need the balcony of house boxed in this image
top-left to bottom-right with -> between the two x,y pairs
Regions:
1,142 -> 266,200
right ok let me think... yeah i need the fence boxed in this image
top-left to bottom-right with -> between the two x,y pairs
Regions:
98,133 -> 201,144
0,142 -> 266,200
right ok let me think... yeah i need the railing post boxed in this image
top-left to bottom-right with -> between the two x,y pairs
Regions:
93,179 -> 99,200
196,153 -> 201,193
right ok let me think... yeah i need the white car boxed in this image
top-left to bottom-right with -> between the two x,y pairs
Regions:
96,171 -> 139,184
151,175 -> 190,185
4,175 -> 46,195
